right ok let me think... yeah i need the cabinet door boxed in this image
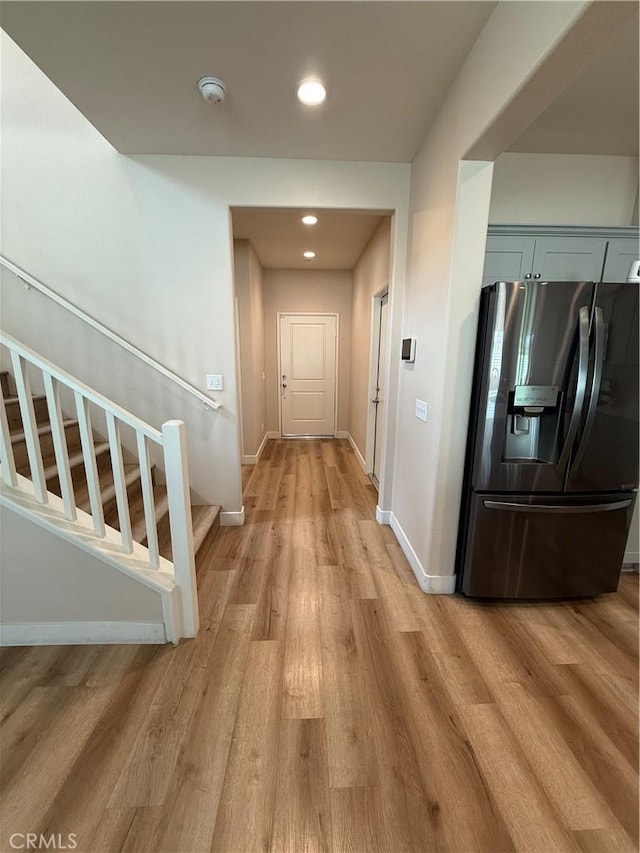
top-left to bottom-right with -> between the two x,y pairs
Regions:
532,236 -> 608,281
602,237 -> 639,282
482,236 -> 534,287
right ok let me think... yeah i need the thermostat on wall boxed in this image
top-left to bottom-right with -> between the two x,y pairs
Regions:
401,337 -> 416,363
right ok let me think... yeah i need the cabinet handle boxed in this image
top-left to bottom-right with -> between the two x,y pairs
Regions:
524,273 -> 532,280
534,273 -> 541,279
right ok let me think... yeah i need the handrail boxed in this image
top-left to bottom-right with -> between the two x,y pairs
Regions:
0,255 -> 222,411
1,332 -> 162,442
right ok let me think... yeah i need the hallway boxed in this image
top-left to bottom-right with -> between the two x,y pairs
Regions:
0,438 -> 638,852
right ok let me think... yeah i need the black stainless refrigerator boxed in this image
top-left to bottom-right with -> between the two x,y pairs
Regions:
456,280 -> 638,599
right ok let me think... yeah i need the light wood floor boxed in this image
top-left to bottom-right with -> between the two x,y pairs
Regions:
1,438 -> 638,853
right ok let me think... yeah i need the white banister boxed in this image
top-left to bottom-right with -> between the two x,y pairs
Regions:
0,256 -> 222,412
11,351 -> 48,504
106,412 -> 133,554
74,392 -> 106,538
0,383 -> 18,488
43,372 -> 77,521
0,332 -> 201,644
136,431 -> 160,570
3,333 -> 163,442
162,420 -> 199,637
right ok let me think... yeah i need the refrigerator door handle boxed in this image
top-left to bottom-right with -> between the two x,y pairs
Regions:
557,305 -> 590,473
483,499 -> 632,514
570,306 -> 605,474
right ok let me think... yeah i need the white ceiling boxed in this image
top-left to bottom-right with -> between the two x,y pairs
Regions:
1,2 -> 637,163
2,2 -> 636,271
232,208 -> 387,270
509,14 -> 639,156
0,1 -> 497,162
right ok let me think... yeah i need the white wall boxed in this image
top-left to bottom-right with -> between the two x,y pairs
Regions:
349,218 -> 391,461
393,1 -> 636,586
0,506 -> 163,632
490,153 -> 639,226
234,240 -> 266,458
1,31 -> 410,521
263,269 -> 352,434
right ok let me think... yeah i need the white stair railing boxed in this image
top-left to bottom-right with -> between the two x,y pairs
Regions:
0,332 -> 198,640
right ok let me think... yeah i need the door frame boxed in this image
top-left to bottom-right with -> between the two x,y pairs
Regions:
365,286 -> 390,474
276,312 -> 339,438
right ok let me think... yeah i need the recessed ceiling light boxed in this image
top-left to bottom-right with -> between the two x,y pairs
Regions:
302,215 -> 318,226
303,251 -> 316,259
297,79 -> 326,106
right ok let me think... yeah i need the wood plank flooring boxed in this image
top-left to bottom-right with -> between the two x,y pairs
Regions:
1,438 -> 638,853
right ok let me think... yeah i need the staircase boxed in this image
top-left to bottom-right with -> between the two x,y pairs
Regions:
0,336 -> 220,644
3,370 -> 219,560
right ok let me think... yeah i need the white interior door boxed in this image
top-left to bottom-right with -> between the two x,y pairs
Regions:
280,314 -> 337,436
372,293 -> 389,485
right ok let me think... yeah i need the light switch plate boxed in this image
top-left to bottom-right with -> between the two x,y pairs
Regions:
415,399 -> 428,422
206,374 -> 224,391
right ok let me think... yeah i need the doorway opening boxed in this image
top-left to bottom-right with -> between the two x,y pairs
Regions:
231,206 -> 394,481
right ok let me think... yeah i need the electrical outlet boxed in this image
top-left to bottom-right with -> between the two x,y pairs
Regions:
206,374 -> 224,391
415,399 -> 428,422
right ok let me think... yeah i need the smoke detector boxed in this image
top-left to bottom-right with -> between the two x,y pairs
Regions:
198,77 -> 226,104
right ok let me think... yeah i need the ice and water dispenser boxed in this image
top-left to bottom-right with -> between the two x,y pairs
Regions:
504,384 -> 562,464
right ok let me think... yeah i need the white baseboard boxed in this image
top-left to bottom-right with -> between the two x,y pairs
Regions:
377,509 -> 456,594
220,505 -> 245,526
348,433 -> 368,474
267,431 -> 280,439
0,621 -> 166,646
242,432 -> 270,465
335,430 -> 348,439
623,550 -> 639,568
376,505 -> 391,525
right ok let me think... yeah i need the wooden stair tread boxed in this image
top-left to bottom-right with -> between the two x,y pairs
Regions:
11,417 -> 77,444
192,505 -> 221,554
156,504 -> 221,562
75,463 -> 140,514
4,373 -> 223,574
43,441 -> 110,481
4,393 -> 46,405
129,485 -> 169,544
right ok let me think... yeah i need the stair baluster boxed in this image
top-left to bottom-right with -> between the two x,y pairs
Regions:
43,372 -> 77,521
106,412 -> 133,554
136,431 -> 160,570
74,391 -> 106,537
10,351 -> 48,504
0,382 -> 18,488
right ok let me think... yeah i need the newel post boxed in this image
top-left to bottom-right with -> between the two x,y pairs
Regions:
162,420 -> 199,638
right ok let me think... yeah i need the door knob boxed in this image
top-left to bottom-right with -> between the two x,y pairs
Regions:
534,273 -> 541,279
525,273 -> 532,280
372,397 -> 379,404
282,383 -> 287,389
